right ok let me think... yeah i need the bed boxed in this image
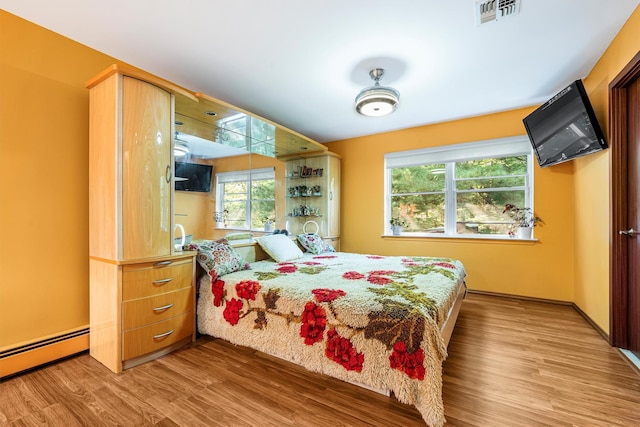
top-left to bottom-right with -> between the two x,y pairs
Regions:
189,234 -> 466,427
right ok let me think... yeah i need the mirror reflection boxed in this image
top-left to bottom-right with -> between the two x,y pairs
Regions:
173,92 -> 326,242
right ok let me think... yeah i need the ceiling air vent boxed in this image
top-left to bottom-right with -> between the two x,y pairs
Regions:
476,0 -> 520,25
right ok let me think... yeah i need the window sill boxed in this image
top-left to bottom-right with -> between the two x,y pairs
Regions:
382,233 -> 538,243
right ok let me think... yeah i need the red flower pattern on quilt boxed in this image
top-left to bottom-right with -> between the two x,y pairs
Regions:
312,288 -> 346,303
313,255 -> 337,259
343,271 -> 365,280
433,262 -> 456,269
325,328 -> 364,372
236,280 -> 261,300
223,298 -> 243,325
208,253 -> 455,382
389,341 -> 426,380
300,302 -> 327,345
211,278 -> 225,307
367,275 -> 393,285
366,255 -> 384,259
369,270 -> 397,276
276,263 -> 298,273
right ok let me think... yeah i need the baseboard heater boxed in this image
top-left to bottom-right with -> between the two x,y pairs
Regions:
0,327 -> 89,378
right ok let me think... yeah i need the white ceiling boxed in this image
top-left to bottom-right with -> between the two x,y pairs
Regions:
1,1 -> 638,143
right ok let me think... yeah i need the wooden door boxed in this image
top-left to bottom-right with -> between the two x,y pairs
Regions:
610,51 -> 640,355
628,77 -> 640,354
122,77 -> 172,260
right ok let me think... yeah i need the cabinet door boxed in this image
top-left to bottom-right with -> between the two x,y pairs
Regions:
325,154 -> 341,237
122,77 -> 172,259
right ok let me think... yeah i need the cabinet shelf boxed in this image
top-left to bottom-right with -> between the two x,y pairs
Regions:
284,153 -> 340,238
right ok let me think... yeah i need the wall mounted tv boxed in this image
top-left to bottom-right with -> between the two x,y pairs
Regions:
174,162 -> 213,192
523,79 -> 607,168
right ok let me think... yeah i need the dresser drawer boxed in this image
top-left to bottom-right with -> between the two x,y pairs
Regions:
122,312 -> 193,360
122,259 -> 193,300
122,287 -> 194,330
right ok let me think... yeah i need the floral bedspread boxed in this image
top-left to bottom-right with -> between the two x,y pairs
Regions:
197,252 -> 466,427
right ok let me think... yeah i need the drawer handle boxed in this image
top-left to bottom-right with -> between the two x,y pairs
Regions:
153,303 -> 174,312
153,329 -> 174,339
152,278 -> 173,285
154,261 -> 172,267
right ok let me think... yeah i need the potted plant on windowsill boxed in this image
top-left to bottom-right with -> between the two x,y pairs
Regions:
390,217 -> 408,236
263,217 -> 274,232
503,204 -> 543,239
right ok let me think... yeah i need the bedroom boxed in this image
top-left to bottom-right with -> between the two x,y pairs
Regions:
1,1 -> 640,425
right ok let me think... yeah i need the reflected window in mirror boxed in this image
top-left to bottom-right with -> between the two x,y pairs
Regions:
216,168 -> 275,230
215,114 -> 276,157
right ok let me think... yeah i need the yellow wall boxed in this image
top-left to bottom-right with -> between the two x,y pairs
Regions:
325,108 -> 576,302
0,11 -> 117,349
573,8 -> 640,331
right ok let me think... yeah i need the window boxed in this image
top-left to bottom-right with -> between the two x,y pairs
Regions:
384,136 -> 534,238
216,168 -> 275,230
215,114 -> 276,157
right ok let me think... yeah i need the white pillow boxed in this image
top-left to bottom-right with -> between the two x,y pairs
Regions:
256,234 -> 304,262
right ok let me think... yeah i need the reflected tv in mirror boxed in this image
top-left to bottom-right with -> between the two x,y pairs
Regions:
523,80 -> 607,168
175,162 -> 213,192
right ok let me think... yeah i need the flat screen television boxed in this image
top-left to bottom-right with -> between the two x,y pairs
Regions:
523,79 -> 607,168
174,162 -> 213,192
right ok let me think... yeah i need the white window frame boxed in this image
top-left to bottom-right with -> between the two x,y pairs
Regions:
216,167 -> 275,230
384,136 -> 534,239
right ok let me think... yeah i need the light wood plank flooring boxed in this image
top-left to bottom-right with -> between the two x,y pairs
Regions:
1,293 -> 639,426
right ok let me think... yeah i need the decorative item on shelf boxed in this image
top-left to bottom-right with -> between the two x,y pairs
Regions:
503,204 -> 543,239
298,185 -> 308,197
390,217 -> 408,236
291,205 -> 321,217
303,220 -> 320,235
312,185 -> 321,196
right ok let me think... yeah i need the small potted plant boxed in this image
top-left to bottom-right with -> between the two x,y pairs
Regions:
503,204 -> 543,239
263,216 -> 274,232
390,217 -> 408,236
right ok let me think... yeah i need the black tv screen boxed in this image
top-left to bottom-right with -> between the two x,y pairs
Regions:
175,162 -> 212,192
523,80 -> 607,168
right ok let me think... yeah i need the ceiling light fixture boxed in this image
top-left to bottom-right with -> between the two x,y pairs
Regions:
174,132 -> 190,159
355,68 -> 400,117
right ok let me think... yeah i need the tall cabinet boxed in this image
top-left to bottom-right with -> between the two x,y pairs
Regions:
284,152 -> 341,249
87,65 -> 197,373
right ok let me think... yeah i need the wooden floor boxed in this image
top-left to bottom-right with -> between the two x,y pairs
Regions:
2,293 -> 640,426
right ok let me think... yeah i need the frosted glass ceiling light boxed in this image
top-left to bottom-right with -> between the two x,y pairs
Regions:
355,68 -> 400,117
174,132 -> 190,159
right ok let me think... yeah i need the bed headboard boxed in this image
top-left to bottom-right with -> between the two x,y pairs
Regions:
230,241 -> 271,263
229,238 -> 307,263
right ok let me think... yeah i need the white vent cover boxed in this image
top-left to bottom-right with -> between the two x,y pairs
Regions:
476,0 -> 520,25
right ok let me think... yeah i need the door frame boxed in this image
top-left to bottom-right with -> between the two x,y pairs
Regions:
609,50 -> 640,348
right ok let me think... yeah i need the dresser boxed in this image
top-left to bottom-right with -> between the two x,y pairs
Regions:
87,65 -> 198,372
